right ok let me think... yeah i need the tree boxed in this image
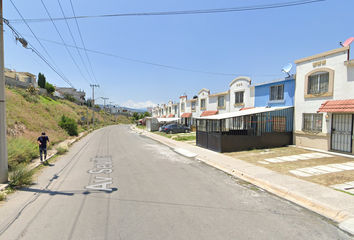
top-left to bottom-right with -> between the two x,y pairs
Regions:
132,112 -> 139,121
144,111 -> 150,117
45,82 -> 55,95
38,73 -> 46,88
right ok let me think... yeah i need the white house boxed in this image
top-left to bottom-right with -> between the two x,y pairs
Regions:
229,76 -> 254,112
294,45 -> 354,154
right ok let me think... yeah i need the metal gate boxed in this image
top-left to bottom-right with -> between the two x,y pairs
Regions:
331,114 -> 353,152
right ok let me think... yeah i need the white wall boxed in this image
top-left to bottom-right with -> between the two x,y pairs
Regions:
294,47 -> 350,133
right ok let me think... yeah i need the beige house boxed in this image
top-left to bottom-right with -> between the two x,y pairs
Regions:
4,68 -> 37,86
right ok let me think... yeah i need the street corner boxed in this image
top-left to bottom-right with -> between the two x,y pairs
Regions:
173,148 -> 197,159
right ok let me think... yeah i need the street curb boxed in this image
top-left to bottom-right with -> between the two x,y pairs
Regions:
132,127 -> 354,236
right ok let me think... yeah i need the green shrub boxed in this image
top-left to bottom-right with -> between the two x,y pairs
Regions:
58,115 -> 78,136
7,137 -> 38,169
9,164 -> 35,187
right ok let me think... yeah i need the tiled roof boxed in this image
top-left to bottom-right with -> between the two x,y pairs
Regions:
200,110 -> 218,117
240,107 -> 254,111
168,114 -> 175,118
161,115 -> 166,118
318,99 -> 354,113
181,113 -> 192,118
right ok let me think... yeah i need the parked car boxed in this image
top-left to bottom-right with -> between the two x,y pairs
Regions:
159,124 -> 167,132
163,124 -> 190,134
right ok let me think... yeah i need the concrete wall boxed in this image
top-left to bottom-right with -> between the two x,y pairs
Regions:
229,77 -> 253,112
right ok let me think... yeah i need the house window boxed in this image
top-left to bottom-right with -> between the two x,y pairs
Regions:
308,72 -> 329,94
218,96 -> 225,108
169,107 -> 171,114
201,99 -> 206,109
235,92 -> 244,104
191,102 -> 196,111
181,103 -> 185,111
303,113 -> 323,132
174,105 -> 177,113
272,116 -> 286,132
270,84 -> 284,101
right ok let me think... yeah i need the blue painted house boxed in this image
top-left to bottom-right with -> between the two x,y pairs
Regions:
251,74 -> 295,108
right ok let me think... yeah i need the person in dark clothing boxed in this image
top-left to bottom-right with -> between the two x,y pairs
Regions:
37,132 -> 50,162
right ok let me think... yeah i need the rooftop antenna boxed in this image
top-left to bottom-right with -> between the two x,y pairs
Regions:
281,63 -> 292,78
340,37 -> 354,47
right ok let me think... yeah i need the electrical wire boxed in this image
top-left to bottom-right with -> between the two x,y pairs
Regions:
40,0 -> 90,86
20,34 -> 282,77
68,0 -> 105,97
8,0 -> 74,88
8,0 -> 325,23
57,0 -> 95,85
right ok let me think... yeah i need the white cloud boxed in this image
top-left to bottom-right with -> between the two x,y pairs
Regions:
121,100 -> 157,109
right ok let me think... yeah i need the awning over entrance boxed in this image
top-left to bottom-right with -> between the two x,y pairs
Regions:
157,117 -> 180,122
196,106 -> 291,120
200,110 -> 218,117
161,115 -> 166,118
181,113 -> 192,118
318,99 -> 354,113
168,114 -> 175,118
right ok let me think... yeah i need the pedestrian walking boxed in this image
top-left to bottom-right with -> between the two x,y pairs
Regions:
37,132 -> 50,162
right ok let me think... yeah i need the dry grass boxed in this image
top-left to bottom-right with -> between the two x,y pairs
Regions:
224,146 -> 354,187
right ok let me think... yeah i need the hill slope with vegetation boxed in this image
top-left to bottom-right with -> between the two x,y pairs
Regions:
5,85 -> 134,170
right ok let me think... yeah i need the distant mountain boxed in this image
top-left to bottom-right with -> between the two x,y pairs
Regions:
96,104 -> 146,113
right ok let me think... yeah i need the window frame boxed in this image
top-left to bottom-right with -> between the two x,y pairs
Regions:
235,91 -> 244,104
304,68 -> 334,98
200,98 -> 206,110
191,101 -> 196,111
270,84 -> 284,101
302,113 -> 323,132
217,96 -> 226,109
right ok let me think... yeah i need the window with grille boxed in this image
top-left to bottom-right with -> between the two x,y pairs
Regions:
303,113 -> 323,132
272,116 -> 286,132
235,91 -> 244,104
308,72 -> 329,94
270,84 -> 284,101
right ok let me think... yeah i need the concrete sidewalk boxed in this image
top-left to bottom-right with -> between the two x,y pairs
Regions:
133,127 -> 354,236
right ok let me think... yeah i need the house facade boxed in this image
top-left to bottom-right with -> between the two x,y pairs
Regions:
294,46 -> 354,154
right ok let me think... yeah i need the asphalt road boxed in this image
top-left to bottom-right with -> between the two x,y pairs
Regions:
0,125 -> 352,240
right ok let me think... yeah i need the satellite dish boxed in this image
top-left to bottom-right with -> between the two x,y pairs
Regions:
340,37 -> 354,47
281,63 -> 292,77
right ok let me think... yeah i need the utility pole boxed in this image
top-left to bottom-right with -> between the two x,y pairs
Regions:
90,84 -> 99,129
102,97 -> 108,126
0,0 -> 8,183
109,102 -> 114,125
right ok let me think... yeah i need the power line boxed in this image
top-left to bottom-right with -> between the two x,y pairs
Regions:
20,34 -> 282,77
40,0 -> 90,86
68,0 -> 105,97
8,0 -> 74,88
8,0 -> 325,23
57,0 -> 95,85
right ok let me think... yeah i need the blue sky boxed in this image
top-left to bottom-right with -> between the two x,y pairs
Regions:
3,0 -> 353,109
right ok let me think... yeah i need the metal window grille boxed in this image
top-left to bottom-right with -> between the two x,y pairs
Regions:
270,85 -> 284,100
308,73 -> 329,94
303,113 -> 322,132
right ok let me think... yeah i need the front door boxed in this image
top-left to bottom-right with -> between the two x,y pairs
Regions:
331,114 -> 353,153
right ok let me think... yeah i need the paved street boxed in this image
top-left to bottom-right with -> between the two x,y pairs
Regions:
0,125 -> 352,239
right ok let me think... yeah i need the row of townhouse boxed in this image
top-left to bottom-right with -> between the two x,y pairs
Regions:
151,45 -> 354,155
